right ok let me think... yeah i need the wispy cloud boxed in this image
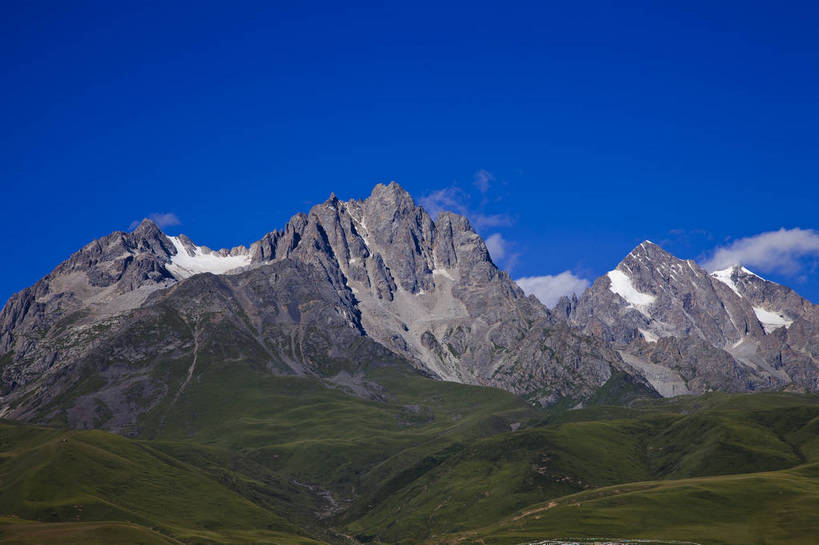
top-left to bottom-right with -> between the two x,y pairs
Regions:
472,213 -> 515,229
702,228 -> 819,275
418,187 -> 469,219
418,169 -> 520,270
418,169 -> 515,228
515,272 -> 591,308
129,212 -> 181,231
483,232 -> 521,271
473,169 -> 494,194
485,233 -> 507,261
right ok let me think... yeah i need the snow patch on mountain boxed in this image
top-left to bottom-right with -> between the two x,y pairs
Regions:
166,236 -> 251,279
740,266 -> 763,279
711,266 -> 742,296
753,306 -> 793,333
711,265 -> 767,297
607,269 -> 656,310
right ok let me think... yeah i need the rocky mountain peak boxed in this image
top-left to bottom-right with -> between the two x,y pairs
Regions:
618,240 -> 698,278
131,217 -> 161,236
436,210 -> 475,234
367,181 -> 416,217
570,241 -> 819,397
623,239 -> 664,258
0,220 -> 179,356
123,219 -> 176,259
202,182 -> 619,398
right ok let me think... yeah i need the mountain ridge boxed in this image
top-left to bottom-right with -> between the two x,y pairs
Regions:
0,183 -> 644,432
1,182 -> 817,432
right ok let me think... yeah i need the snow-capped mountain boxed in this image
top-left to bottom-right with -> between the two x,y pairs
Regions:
566,241 -> 819,396
0,183 -> 639,432
1,184 -> 816,433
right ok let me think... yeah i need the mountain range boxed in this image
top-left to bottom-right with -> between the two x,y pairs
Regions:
2,182 -> 819,545
1,182 -> 817,433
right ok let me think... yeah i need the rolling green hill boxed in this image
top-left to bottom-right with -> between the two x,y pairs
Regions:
1,361 -> 818,545
437,463 -> 819,545
0,361 -> 540,544
0,420 -> 326,545
345,392 -> 819,543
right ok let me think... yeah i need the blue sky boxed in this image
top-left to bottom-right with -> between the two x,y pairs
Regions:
2,1 -> 818,305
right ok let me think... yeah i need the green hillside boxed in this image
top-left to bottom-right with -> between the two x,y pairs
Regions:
0,361 -> 539,544
0,421 -> 325,544
346,392 -> 819,543
439,464 -> 819,545
2,360 -> 818,545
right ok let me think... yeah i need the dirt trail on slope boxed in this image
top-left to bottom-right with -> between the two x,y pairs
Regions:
512,501 -> 558,520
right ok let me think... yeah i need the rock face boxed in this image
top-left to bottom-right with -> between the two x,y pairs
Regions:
0,218 -> 259,399
0,257 -> 399,434
566,241 -> 819,395
0,183 -> 642,431
0,220 -> 176,366
246,184 -> 629,404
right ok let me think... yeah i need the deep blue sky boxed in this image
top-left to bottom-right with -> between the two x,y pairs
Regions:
2,1 -> 818,304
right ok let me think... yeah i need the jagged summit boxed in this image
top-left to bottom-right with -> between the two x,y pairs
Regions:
570,241 -> 818,397
618,240 -> 701,275
623,239 -> 664,257
131,217 -> 161,234
240,182 -> 601,392
368,180 -> 416,211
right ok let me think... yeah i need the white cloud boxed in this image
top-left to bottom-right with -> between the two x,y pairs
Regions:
129,212 -> 181,231
702,228 -> 819,275
419,175 -> 514,229
417,173 -> 517,270
485,233 -> 506,261
472,213 -> 515,229
473,169 -> 494,193
149,212 -> 182,228
418,187 -> 468,219
515,272 -> 591,308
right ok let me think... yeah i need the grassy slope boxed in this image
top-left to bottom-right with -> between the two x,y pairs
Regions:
0,358 -> 540,544
2,361 -> 819,545
0,517 -> 183,545
0,421 -> 326,545
146,356 -> 538,497
438,463 -> 819,545
346,392 -> 819,543
429,393 -> 819,545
